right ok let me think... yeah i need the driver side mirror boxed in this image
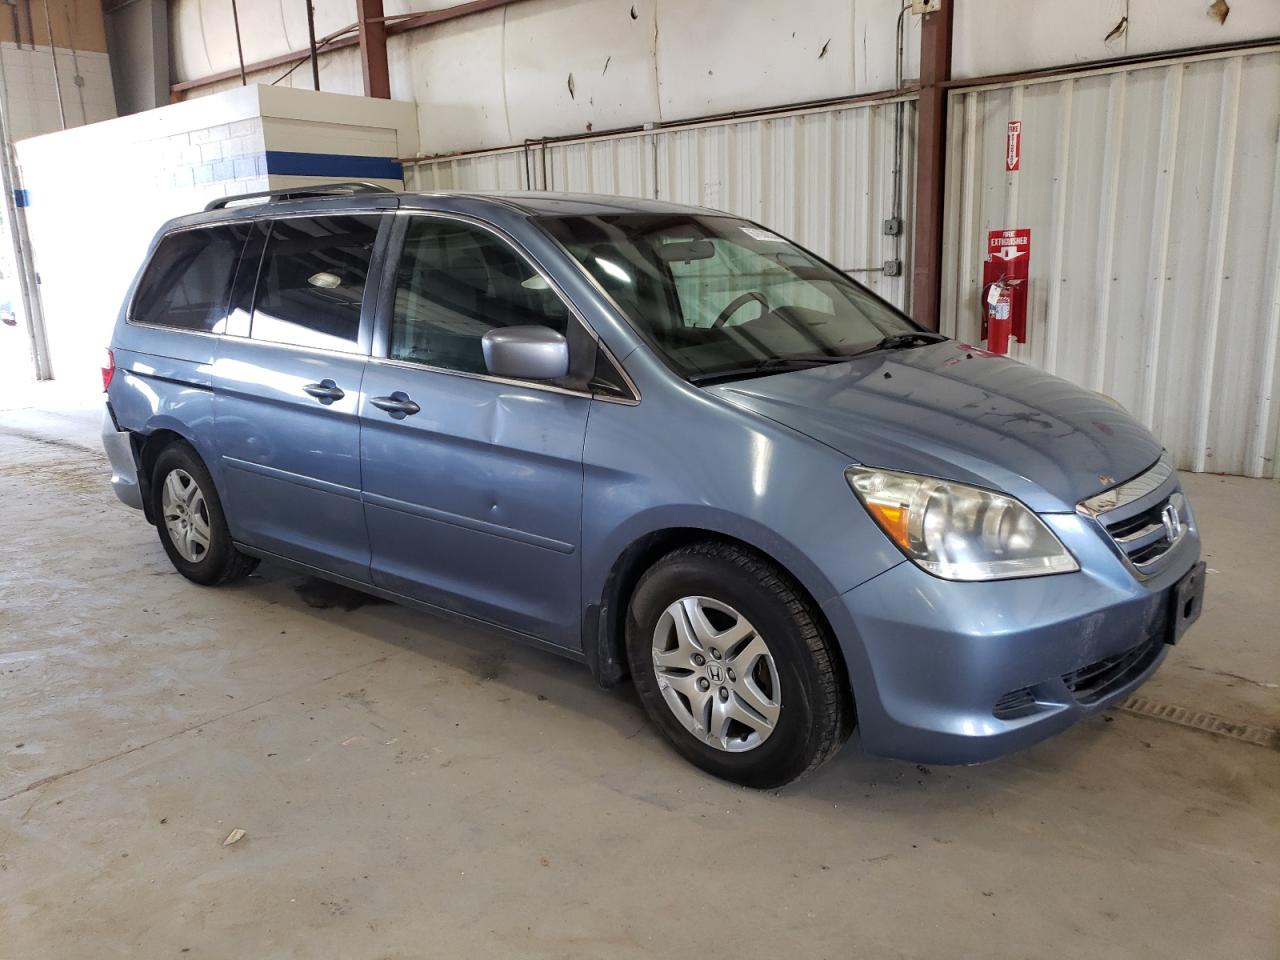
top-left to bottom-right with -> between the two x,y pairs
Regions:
481,326 -> 570,381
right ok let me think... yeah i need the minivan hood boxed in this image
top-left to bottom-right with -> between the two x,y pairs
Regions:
707,341 -> 1161,513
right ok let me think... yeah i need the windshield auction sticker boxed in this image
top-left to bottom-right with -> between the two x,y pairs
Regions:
741,226 -> 786,243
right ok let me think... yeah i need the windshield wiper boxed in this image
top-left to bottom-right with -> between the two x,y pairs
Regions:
860,331 -> 949,354
690,335 -> 948,384
689,355 -> 849,386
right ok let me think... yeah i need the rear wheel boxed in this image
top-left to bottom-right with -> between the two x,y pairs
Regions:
626,541 -> 852,788
151,441 -> 257,585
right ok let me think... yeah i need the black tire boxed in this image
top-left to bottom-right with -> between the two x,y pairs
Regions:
150,440 -> 258,586
626,541 -> 853,788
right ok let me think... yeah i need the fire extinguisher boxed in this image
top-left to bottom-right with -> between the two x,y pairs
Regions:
982,279 -> 1017,355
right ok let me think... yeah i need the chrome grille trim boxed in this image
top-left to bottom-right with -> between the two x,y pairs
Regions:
1077,453 -> 1174,518
1077,454 -> 1187,579
1115,520 -> 1166,545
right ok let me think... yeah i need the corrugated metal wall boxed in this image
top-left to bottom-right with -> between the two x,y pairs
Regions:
941,47 -> 1280,478
406,97 -> 918,309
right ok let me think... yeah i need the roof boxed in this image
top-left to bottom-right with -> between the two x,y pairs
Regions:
167,187 -> 719,234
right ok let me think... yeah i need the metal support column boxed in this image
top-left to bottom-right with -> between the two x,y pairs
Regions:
41,0 -> 67,129
0,101 -> 53,379
356,0 -> 391,99
230,0 -> 247,85
305,1 -> 320,90
910,0 -> 954,331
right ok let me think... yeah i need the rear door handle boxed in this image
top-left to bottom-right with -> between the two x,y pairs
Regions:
303,379 -> 345,404
370,391 -> 421,419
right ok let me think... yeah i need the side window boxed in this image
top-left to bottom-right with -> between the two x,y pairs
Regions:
250,215 -> 381,353
390,217 -> 572,374
131,225 -> 248,332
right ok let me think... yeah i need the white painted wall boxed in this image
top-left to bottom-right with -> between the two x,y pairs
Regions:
16,87 -> 266,390
170,0 -> 1280,157
172,0 -> 921,154
953,0 -> 1280,78
170,0 -> 357,81
0,37 -> 118,385
14,85 -> 416,388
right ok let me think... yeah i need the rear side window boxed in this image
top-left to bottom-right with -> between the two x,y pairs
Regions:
131,225 -> 248,332
250,215 -> 381,353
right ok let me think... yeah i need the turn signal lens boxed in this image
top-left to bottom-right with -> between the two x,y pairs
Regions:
864,500 -> 910,552
846,466 -> 1079,581
101,348 -> 116,392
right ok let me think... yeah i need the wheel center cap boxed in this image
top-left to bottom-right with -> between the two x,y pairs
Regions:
707,662 -> 724,684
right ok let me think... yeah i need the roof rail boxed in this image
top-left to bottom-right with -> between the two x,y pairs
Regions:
204,181 -> 395,212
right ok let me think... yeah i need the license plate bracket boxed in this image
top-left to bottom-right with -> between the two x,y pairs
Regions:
1167,561 -> 1206,645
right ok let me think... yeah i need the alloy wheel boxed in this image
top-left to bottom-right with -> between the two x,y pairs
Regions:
651,596 -> 781,752
161,468 -> 212,563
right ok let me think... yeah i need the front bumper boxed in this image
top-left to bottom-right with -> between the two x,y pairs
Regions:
101,406 -> 143,510
823,509 -> 1201,765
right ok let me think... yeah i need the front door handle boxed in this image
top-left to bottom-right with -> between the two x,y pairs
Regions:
303,379 -> 345,404
370,391 -> 421,419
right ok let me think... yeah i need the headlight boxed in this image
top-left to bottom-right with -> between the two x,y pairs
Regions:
846,467 -> 1079,581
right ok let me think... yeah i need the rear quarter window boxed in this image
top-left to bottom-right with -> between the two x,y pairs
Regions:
131,225 -> 249,332
249,215 -> 381,353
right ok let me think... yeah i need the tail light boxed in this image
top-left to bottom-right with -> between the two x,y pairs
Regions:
101,348 -> 116,391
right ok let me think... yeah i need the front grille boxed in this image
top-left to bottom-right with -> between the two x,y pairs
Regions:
1106,496 -> 1182,565
1107,502 -> 1166,540
1078,454 -> 1186,576
1062,638 -> 1162,704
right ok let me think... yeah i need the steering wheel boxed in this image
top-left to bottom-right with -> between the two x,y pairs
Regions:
712,291 -> 769,329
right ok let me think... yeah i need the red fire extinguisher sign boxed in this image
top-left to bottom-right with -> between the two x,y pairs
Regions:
988,228 -> 1030,265
1006,121 -> 1022,172
982,228 -> 1031,348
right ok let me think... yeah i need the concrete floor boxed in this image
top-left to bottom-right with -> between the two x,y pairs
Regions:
2,385 -> 1278,959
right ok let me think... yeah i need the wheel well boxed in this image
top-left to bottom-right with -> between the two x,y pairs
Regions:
588,529 -> 852,710
132,429 -> 188,523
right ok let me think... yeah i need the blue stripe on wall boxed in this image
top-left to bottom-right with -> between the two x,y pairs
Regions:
263,151 -> 403,182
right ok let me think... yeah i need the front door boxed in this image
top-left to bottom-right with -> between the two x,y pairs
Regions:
214,213 -> 385,581
359,214 -> 591,647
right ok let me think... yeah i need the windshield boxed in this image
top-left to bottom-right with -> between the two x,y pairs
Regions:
539,213 -> 918,381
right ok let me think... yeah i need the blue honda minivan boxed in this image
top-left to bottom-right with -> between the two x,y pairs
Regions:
102,184 -> 1204,787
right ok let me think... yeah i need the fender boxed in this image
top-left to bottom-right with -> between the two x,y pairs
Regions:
110,356 -> 222,503
580,506 -> 899,689
593,504 -> 850,612
137,413 -> 221,482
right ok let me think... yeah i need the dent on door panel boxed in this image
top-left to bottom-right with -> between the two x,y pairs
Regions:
360,367 -> 590,647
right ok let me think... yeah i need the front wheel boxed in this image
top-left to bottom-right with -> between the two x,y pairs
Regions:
626,541 -> 853,788
151,441 -> 258,586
